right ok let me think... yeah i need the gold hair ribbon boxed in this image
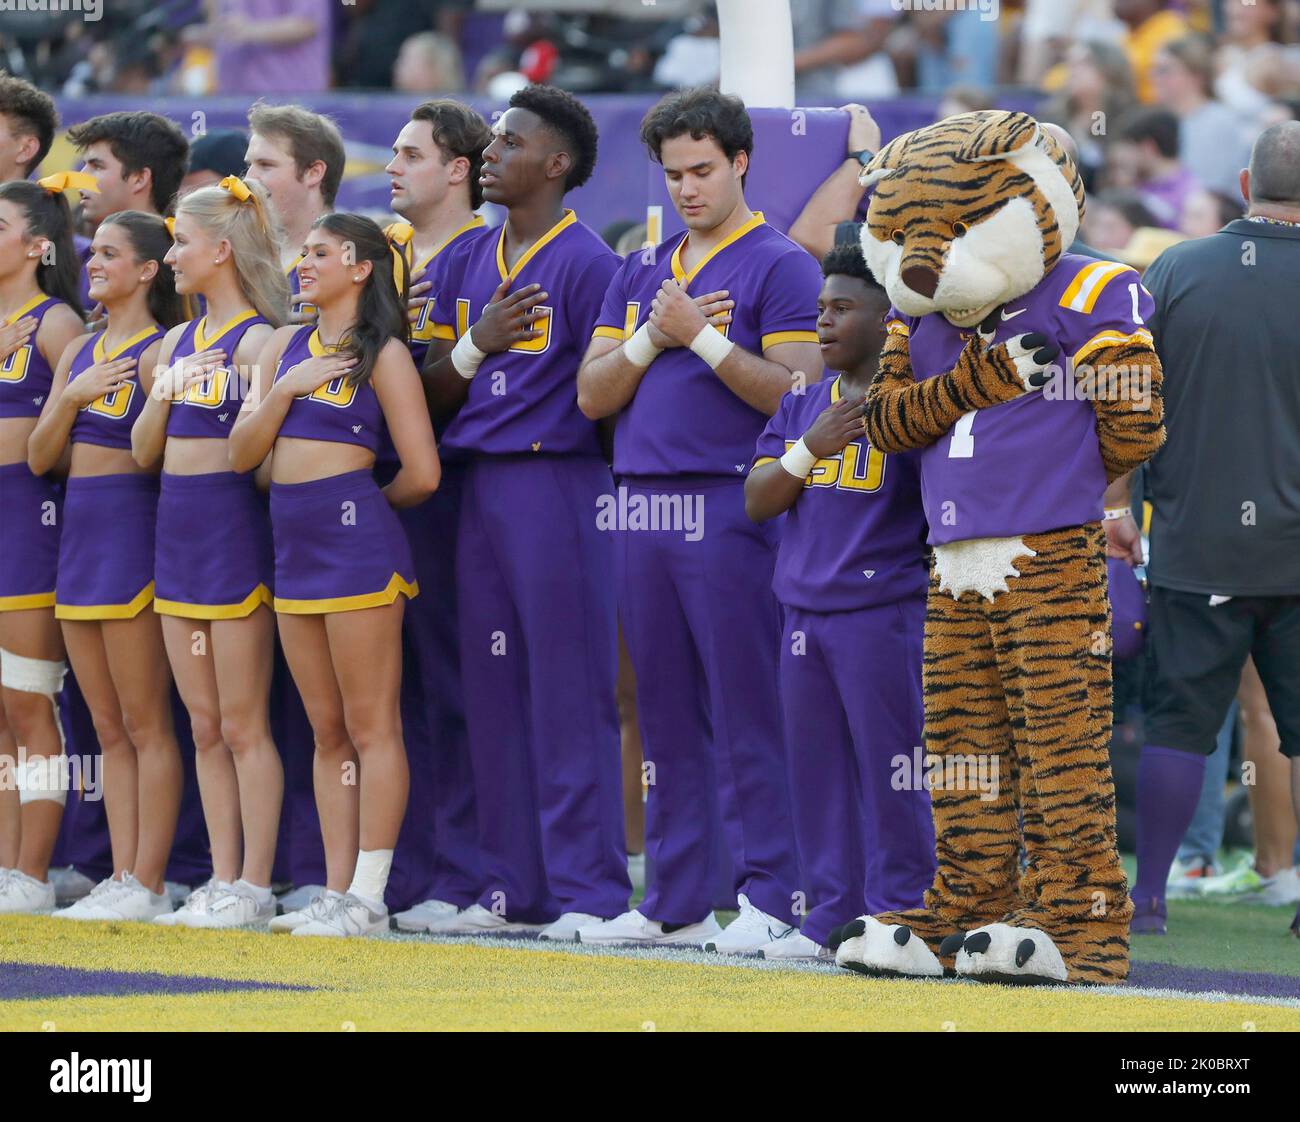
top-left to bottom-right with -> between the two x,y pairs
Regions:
165,216 -> 176,236
385,222 -> 414,296
384,222 -> 415,247
218,175 -> 253,203
36,171 -> 99,195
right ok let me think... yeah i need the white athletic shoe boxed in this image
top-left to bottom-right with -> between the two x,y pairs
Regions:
704,894 -> 795,955
392,898 -> 461,933
1244,866 -> 1300,906
1167,855 -> 1218,899
575,908 -> 721,947
189,881 -> 276,929
270,890 -> 337,934
758,930 -> 833,961
73,874 -> 173,922
424,903 -> 546,935
155,879 -> 230,927
48,864 -> 96,905
292,892 -> 388,938
537,912 -> 605,942
0,869 -> 56,914
277,883 -> 327,913
52,875 -> 134,920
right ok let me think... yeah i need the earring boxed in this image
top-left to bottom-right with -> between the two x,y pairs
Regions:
353,275 -> 362,282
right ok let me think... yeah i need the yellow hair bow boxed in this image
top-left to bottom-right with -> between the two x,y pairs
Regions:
218,175 -> 253,203
384,222 -> 415,247
36,171 -> 99,195
165,216 -> 176,236
385,222 -> 414,297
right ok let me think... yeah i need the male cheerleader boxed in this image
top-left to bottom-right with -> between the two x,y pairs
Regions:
421,85 -> 630,938
744,246 -> 934,959
0,73 -> 58,182
382,99 -> 491,930
244,102 -> 345,317
575,87 -> 823,951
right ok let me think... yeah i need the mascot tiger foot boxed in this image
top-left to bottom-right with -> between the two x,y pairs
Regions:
950,923 -> 1069,985
829,916 -> 944,979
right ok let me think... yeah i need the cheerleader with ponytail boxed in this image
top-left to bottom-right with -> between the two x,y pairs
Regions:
26,201 -> 184,922
229,214 -> 439,936
129,176 -> 288,928
0,177 -> 89,914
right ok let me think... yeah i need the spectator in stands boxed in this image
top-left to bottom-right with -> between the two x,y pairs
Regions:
895,6 -> 999,95
1152,35 -> 1256,198
1179,186 -> 1245,239
653,12 -> 721,91
1081,190 -> 1160,252
1115,0 -> 1191,103
183,0 -> 331,95
1016,0 -> 1123,87
178,129 -> 250,198
1043,40 -> 1138,192
1215,0 -> 1293,118
0,73 -> 58,181
1129,120 -> 1300,935
393,32 -> 465,94
791,0 -> 899,105
1110,107 -> 1200,229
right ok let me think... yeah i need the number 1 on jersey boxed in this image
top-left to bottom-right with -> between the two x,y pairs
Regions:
949,409 -> 976,458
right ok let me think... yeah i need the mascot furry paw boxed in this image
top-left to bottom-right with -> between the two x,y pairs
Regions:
852,110 -> 1166,985
829,917 -> 944,978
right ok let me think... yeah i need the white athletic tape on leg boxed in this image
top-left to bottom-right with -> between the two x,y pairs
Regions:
0,647 -> 69,760
16,754 -> 69,805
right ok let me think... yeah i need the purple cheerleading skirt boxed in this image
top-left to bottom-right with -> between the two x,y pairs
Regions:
55,473 -> 158,621
270,469 -> 417,614
154,471 -> 274,620
0,462 -> 61,611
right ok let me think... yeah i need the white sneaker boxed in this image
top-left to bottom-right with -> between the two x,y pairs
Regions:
48,864 -> 96,905
0,869 -> 56,914
704,894 -> 795,955
424,903 -> 546,935
575,908 -> 722,947
270,890 -> 337,934
1167,855 -> 1218,899
392,898 -> 461,933
759,929 -> 832,961
75,874 -> 173,922
190,881 -> 276,929
277,883 -> 327,913
292,892 -> 388,938
537,911 -> 605,942
154,879 -> 230,927
1244,866 -> 1300,906
52,875 -> 134,920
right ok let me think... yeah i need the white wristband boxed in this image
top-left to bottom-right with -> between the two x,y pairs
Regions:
623,323 -> 661,368
1103,506 -> 1132,521
451,329 -> 487,379
779,437 -> 818,480
689,324 -> 735,369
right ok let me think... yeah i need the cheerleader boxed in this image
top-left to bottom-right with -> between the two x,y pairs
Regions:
0,177 -> 87,913
27,207 -> 185,921
229,214 -> 438,937
130,177 -> 285,927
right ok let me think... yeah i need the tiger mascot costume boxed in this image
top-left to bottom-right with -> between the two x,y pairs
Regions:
832,110 -> 1165,984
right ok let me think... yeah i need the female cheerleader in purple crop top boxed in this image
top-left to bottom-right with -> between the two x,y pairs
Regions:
230,213 -> 439,937
130,177 -> 286,929
28,209 -> 184,922
0,178 -> 86,916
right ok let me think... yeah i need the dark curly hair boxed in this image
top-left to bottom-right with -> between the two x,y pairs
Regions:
67,111 -> 190,215
640,87 -> 753,185
507,84 -> 598,190
412,99 -> 493,210
820,242 -> 881,292
0,73 -> 59,176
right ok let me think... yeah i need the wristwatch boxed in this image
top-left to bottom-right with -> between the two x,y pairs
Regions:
849,148 -> 875,167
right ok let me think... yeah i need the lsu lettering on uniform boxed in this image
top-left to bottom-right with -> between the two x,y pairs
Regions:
155,311 -> 274,619
54,325 -> 165,620
752,374 -> 934,946
893,256 -> 1153,545
267,325 -> 417,614
591,213 -> 820,926
426,209 -> 631,923
0,296 -> 68,612
382,217 -> 486,915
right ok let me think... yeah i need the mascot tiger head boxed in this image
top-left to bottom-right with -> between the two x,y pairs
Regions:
859,110 -> 1085,328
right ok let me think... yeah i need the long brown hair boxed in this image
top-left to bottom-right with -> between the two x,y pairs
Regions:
0,180 -> 84,317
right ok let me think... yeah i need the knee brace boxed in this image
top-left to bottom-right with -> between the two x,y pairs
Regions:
0,647 -> 69,805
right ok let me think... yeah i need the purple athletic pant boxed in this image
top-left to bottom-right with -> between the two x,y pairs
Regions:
386,463 -> 482,911
456,455 -> 630,923
617,476 -> 800,926
781,601 -> 935,946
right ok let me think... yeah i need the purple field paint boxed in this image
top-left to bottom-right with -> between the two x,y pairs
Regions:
1126,962 -> 1300,1000
0,962 -> 314,1001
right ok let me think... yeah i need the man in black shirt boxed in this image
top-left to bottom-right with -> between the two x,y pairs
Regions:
1131,121 -> 1300,936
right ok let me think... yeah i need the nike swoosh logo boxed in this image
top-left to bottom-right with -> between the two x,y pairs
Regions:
1001,307 -> 1027,320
